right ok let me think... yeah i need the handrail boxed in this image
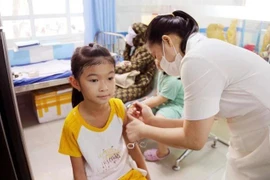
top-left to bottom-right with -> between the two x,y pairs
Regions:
94,31 -> 125,43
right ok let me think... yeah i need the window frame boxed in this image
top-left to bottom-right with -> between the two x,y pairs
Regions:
1,0 -> 84,48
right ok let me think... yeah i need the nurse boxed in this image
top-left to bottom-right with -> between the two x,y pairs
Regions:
126,10 -> 270,179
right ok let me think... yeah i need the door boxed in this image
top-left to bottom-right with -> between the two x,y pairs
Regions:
0,16 -> 33,180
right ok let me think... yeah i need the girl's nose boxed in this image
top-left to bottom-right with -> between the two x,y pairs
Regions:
99,81 -> 108,91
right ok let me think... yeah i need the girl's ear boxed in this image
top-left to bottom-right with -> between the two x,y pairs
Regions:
161,35 -> 174,47
69,76 -> 81,91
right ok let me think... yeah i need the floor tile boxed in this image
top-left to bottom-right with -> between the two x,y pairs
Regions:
141,139 -> 228,180
206,166 -> 226,180
46,119 -> 65,144
27,142 -> 71,180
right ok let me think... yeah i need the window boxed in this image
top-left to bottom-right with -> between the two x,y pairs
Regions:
0,0 -> 84,48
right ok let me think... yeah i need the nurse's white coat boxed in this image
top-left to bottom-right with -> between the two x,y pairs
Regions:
181,33 -> 270,180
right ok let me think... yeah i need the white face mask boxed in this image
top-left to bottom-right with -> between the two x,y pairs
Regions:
125,26 -> 137,46
160,41 -> 183,77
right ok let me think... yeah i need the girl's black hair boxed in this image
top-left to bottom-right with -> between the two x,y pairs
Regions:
145,10 -> 199,54
71,43 -> 115,107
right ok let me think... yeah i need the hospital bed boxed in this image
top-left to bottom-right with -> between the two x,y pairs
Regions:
14,77 -> 70,94
13,31 -> 126,94
13,60 -> 71,94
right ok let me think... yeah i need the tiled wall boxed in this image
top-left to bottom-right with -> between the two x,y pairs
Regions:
8,42 -> 82,66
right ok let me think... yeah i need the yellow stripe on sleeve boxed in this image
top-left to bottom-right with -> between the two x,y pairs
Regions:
58,107 -> 82,157
110,98 -> 126,121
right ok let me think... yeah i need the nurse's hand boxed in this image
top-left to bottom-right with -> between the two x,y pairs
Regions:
127,102 -> 154,125
126,113 -> 147,142
127,102 -> 143,121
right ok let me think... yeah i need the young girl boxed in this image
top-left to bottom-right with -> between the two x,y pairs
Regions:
58,44 -> 149,180
142,60 -> 184,162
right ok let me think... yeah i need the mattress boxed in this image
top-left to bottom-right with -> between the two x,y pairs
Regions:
12,59 -> 71,86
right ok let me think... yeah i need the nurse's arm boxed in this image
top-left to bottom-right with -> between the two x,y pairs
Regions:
131,102 -> 184,128
141,116 -> 215,150
147,116 -> 184,128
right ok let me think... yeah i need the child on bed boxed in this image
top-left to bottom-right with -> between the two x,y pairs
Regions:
58,44 -> 150,179
142,60 -> 184,162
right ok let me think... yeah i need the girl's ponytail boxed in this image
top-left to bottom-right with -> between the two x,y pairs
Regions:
71,88 -> 84,108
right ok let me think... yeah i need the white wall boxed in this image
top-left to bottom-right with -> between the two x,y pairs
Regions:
115,0 -> 245,32
115,0 -> 270,48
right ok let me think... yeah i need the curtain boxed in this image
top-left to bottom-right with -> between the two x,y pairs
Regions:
83,0 -> 116,44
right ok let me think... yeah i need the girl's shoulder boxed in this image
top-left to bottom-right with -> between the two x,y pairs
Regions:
109,97 -> 123,104
109,98 -> 125,120
63,106 -> 82,130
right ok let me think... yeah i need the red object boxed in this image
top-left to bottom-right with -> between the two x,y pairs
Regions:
244,44 -> 255,52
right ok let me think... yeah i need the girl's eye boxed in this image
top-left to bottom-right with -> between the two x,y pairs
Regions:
108,77 -> 114,81
89,79 -> 98,82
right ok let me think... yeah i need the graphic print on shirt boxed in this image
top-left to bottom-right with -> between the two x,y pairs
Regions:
99,146 -> 122,170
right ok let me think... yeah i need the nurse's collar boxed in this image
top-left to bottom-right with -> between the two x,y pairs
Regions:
185,33 -> 206,53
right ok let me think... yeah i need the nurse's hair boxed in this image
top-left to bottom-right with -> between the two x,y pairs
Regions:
145,10 -> 199,54
71,43 -> 115,107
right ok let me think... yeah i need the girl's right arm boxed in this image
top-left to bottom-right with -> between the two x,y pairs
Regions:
70,156 -> 87,180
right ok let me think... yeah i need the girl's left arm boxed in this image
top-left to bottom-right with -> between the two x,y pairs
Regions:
122,111 -> 150,180
123,127 -> 150,180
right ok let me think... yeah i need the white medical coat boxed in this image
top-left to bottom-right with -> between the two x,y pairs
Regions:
181,33 -> 270,180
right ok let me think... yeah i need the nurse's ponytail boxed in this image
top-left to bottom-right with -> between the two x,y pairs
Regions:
172,10 -> 199,53
145,10 -> 199,54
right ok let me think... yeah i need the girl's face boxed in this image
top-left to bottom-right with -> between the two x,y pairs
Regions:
77,62 -> 115,105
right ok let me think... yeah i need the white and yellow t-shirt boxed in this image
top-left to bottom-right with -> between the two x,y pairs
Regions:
59,98 -> 135,180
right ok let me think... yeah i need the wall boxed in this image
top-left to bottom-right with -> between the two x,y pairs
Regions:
8,41 -> 83,66
115,0 -> 245,32
115,0 -> 270,49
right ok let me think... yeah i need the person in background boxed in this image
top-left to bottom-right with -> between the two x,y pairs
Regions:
115,22 -> 156,103
58,44 -> 150,180
142,59 -> 184,162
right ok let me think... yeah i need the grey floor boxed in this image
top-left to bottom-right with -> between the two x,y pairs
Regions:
18,95 -> 228,180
